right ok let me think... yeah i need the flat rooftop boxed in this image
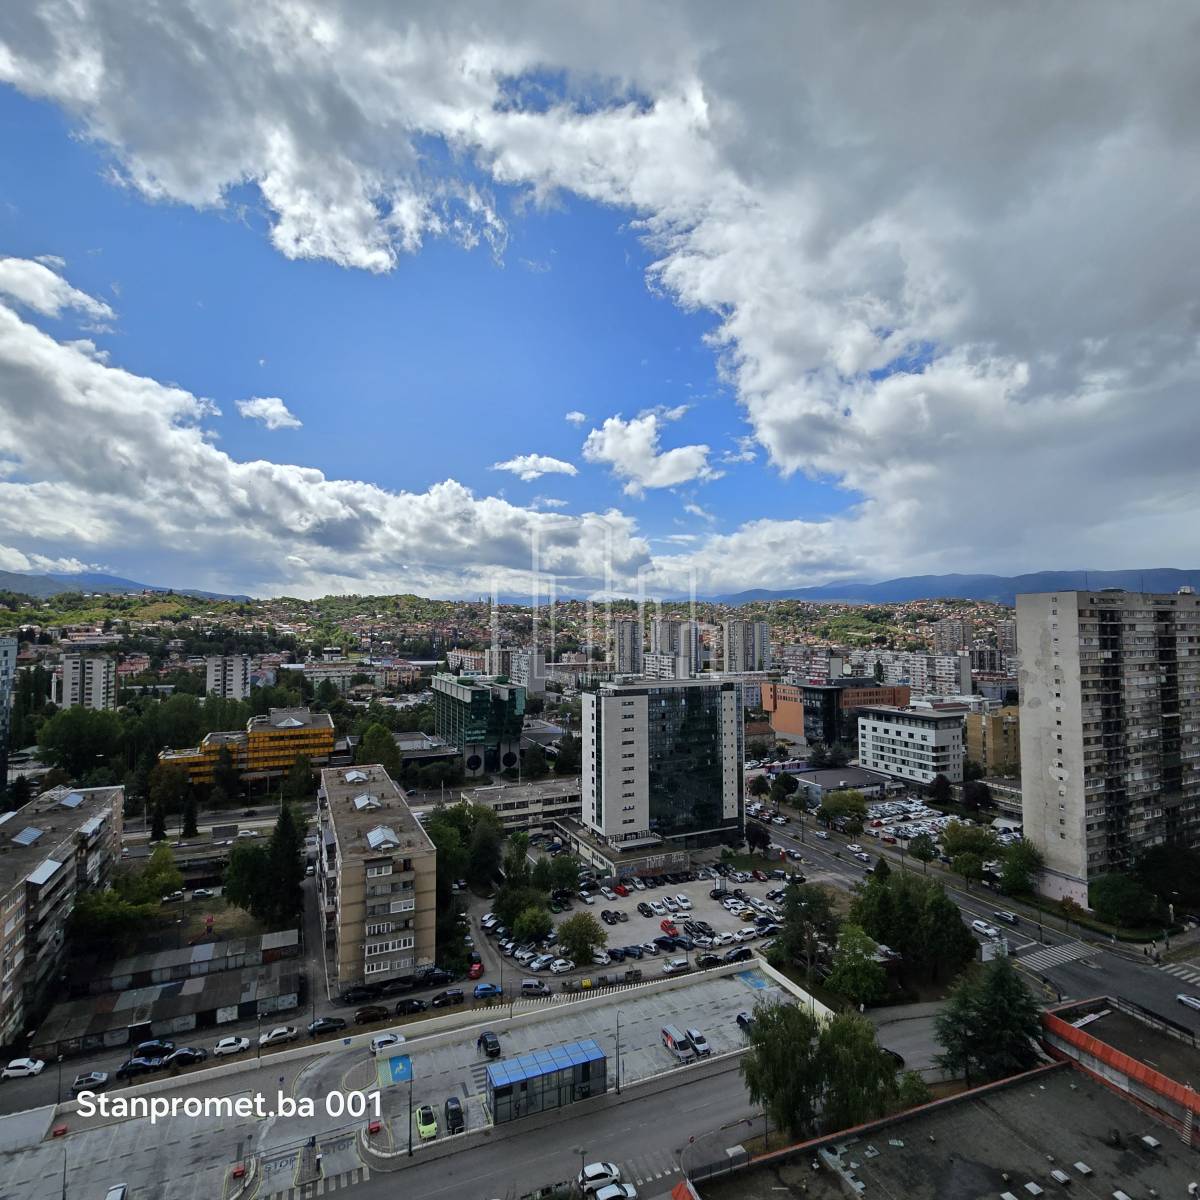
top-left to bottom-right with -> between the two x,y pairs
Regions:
794,766 -> 893,789
0,784 -> 121,892
702,1066 -> 1194,1200
321,764 -> 435,859
464,778 -> 582,805
1052,999 -> 1200,1084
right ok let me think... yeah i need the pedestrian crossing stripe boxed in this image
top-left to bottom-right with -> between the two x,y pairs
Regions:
1160,962 -> 1200,983
262,1165 -> 371,1199
1018,940 -> 1098,972
623,1150 -> 681,1185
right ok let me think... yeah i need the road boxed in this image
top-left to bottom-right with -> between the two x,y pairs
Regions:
756,811 -> 1200,1029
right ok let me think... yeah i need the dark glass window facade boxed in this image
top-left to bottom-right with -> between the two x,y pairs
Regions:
486,1040 -> 607,1124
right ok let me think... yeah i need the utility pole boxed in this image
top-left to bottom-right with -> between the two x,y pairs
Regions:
408,1068 -> 414,1157
615,1011 -> 621,1095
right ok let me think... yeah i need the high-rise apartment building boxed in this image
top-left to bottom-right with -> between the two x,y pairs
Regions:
318,765 -> 437,987
612,619 -> 643,675
53,653 -> 116,710
857,706 -> 965,785
1016,590 -> 1200,903
0,784 -> 124,1044
205,654 -> 251,700
509,647 -> 546,696
932,617 -> 973,653
722,619 -> 771,672
432,674 -> 525,777
996,619 -> 1018,656
0,636 -> 15,779
965,706 -> 1020,775
582,677 -> 743,849
648,618 -> 700,675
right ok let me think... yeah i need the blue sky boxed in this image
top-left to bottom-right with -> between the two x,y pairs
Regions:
0,85 -> 851,589
0,6 -> 1191,598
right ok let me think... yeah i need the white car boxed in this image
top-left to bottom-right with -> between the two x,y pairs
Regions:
579,1163 -> 622,1194
595,1186 -> 639,1200
714,931 -> 735,945
735,927 -> 757,941
847,843 -> 863,853
815,831 -> 830,840
599,887 -> 617,901
578,891 -> 595,905
663,896 -> 679,913
1177,993 -> 1200,1012
592,950 -> 611,966
675,894 -> 692,909
640,942 -> 659,956
258,1025 -> 298,1047
213,1036 -> 251,1057
550,958 -> 575,974
650,899 -> 666,916
971,920 -> 1000,939
529,954 -> 554,972
370,1033 -> 405,1057
1,1057 -> 44,1079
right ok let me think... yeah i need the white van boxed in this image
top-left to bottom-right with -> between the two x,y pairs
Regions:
661,1024 -> 694,1062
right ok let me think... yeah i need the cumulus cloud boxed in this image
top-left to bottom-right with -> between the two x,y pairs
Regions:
0,256 -> 115,322
492,453 -> 578,482
582,412 -> 720,496
1,6 -> 1199,587
564,410 -> 589,425
0,265 -> 649,597
236,395 -> 303,430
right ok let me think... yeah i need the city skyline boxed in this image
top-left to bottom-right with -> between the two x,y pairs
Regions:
1,6 -> 1197,599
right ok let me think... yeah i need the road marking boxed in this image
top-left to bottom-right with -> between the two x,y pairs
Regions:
1018,940 -> 1097,971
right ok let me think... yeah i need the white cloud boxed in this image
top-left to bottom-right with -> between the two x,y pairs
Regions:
1,8 -> 1199,587
0,256 -> 114,322
721,436 -> 757,465
582,412 -> 720,496
683,501 -> 714,522
492,453 -> 578,482
564,410 -> 589,425
532,496 -> 569,509
236,395 -> 302,430
0,266 -> 647,597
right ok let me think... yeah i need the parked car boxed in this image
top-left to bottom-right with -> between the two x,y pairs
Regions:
662,957 -> 690,975
339,986 -> 378,1005
592,950 -> 611,966
135,1039 -> 175,1058
474,982 -> 503,1000
467,962 -> 484,980
724,946 -> 753,963
259,1025 -> 299,1047
550,958 -> 575,974
164,1046 -> 208,1067
415,967 -> 454,987
191,887 -> 215,899
623,944 -> 644,959
70,1070 -> 109,1095
636,901 -> 654,917
370,1033 -> 405,1057
696,953 -> 721,969
686,1028 -> 711,1057
578,1162 -> 623,1194
396,998 -> 429,1016
595,1187 -> 639,1200
1,1057 -> 45,1079
578,891 -> 595,905
416,1104 -> 439,1140
431,989 -> 465,1008
115,1057 -> 163,1081
444,1094 -> 465,1133
477,1030 -> 502,1058
308,1016 -> 348,1036
356,1005 -> 391,1024
736,1010 -> 755,1032
613,883 -> 630,897
160,890 -> 184,904
213,1036 -> 251,1056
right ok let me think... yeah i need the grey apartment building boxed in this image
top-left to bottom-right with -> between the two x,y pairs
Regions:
318,765 -> 437,988
1017,589 -> 1200,903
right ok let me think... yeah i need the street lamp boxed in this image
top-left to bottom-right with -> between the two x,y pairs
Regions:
56,1054 -> 63,1105
614,1011 -> 621,1095
407,1064 -> 414,1158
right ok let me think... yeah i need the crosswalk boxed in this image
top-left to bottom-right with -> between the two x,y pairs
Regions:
1017,940 -> 1098,972
621,1149 -> 682,1187
1159,960 -> 1200,987
263,1165 -> 371,1199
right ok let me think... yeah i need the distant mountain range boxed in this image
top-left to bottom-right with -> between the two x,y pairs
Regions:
712,569 -> 1200,607
0,570 -> 246,602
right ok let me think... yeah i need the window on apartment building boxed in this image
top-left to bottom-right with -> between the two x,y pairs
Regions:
366,864 -> 392,878
366,922 -> 393,936
364,961 -> 391,975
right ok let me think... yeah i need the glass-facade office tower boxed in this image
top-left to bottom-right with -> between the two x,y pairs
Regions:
583,678 -> 743,848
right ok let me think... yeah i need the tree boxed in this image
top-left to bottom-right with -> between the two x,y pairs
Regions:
1000,841 -> 1044,895
7,775 -> 31,806
770,772 -> 799,805
69,889 -> 158,956
816,789 -> 867,832
927,774 -> 952,806
895,1070 -> 932,1110
38,706 -> 123,778
818,1013 -> 898,1130
779,882 -> 839,980
909,833 -> 937,874
807,743 -> 829,769
494,884 -> 548,931
467,813 -> 503,890
266,803 -> 306,925
961,779 -> 992,811
530,857 -> 554,893
314,678 -> 339,707
149,763 -> 191,822
917,884 -> 978,982
223,841 -> 271,920
503,832 -> 532,887
826,742 -> 851,768
181,791 -> 199,838
549,853 -> 584,895
521,744 -> 549,779
554,732 -> 581,775
212,745 -> 240,799
826,924 -> 887,1007
513,905 -> 553,944
149,801 -> 167,842
941,821 -> 999,859
935,956 -> 1041,1084
740,1001 -> 824,1139
873,855 -> 891,880
357,723 -> 402,778
962,758 -> 986,782
283,754 -> 315,805
746,820 -> 772,857
953,852 -> 983,890
1089,873 -> 1159,928
557,912 -> 606,964
748,775 -> 770,799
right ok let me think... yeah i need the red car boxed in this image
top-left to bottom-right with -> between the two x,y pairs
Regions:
660,919 -> 679,936
751,870 -> 768,882
613,883 -> 630,897
467,962 -> 484,980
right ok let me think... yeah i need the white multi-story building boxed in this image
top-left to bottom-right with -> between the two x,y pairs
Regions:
509,647 -> 546,696
0,637 -> 15,771
648,618 -> 700,675
848,650 -> 972,697
996,619 -> 1018,656
1017,589 -> 1200,904
932,617 -> 973,654
642,652 -> 693,680
582,677 -> 743,849
53,653 -> 116,710
612,619 -> 644,675
722,619 -> 771,672
857,706 -> 965,785
205,654 -> 251,700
